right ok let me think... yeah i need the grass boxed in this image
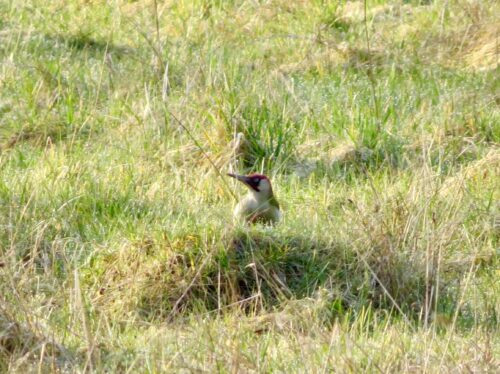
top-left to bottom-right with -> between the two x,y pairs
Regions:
0,0 -> 499,372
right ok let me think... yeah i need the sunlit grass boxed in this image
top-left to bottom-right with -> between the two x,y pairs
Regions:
0,0 -> 498,372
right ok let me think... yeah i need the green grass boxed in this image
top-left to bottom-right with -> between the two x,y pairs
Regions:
1,0 -> 499,372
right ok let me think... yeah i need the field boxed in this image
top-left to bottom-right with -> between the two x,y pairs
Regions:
0,0 -> 499,372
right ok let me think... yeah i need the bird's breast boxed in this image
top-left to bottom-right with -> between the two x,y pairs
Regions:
234,195 -> 280,224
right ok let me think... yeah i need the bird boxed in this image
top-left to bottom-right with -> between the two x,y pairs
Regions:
227,173 -> 281,224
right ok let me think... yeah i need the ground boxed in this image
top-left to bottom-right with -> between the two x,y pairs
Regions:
0,0 -> 499,372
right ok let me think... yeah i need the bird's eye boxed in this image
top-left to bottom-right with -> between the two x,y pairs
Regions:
253,178 -> 260,183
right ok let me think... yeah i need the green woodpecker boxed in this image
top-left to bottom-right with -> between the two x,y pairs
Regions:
228,173 -> 281,224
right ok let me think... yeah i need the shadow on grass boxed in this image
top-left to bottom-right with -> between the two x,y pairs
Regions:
58,204 -> 494,331
201,230 -> 351,314
130,232 -> 344,321
40,32 -> 133,57
0,307 -> 73,371
130,228 -> 429,323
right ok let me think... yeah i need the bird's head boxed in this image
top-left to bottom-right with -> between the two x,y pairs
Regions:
227,173 -> 273,196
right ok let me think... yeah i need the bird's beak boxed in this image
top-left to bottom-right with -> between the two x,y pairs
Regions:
227,173 -> 252,186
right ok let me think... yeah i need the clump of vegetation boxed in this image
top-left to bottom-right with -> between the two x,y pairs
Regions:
0,0 -> 498,371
